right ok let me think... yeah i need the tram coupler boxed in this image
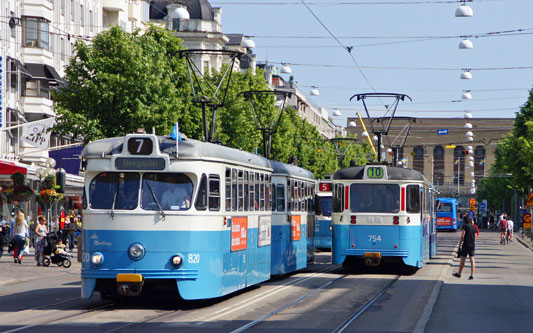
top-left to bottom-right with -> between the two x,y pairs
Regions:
117,282 -> 144,296
364,252 -> 382,267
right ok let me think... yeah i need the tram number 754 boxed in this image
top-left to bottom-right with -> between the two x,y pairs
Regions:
368,235 -> 382,242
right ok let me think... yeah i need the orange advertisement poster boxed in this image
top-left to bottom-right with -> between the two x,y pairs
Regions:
231,216 -> 248,251
437,217 -> 452,226
291,215 -> 301,241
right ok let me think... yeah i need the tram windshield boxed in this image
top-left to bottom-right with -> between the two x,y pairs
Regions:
141,173 -> 193,211
349,183 -> 400,213
318,196 -> 332,216
89,172 -> 140,210
437,203 -> 453,213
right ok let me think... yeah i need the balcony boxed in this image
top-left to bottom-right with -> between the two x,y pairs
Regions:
103,0 -> 127,12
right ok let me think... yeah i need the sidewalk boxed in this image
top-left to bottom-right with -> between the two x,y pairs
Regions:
425,230 -> 533,332
0,246 -> 81,286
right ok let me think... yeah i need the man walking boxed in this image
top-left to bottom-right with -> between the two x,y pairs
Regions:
453,216 -> 478,280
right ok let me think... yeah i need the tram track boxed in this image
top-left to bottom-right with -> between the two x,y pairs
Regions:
229,273 -> 401,333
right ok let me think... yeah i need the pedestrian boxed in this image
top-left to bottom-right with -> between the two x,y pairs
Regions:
507,216 -> 514,242
66,217 -> 77,251
453,215 -> 478,280
11,211 -> 29,264
34,215 -> 49,266
0,215 -> 6,258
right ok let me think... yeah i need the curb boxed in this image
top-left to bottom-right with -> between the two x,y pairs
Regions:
516,236 -> 533,252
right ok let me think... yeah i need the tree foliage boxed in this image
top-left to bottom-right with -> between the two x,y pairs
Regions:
52,25 -> 372,178
477,88 -> 533,211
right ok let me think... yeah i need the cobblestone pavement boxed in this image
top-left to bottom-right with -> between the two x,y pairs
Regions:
0,246 -> 81,286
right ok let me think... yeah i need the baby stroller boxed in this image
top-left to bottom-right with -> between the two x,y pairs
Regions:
42,232 -> 72,268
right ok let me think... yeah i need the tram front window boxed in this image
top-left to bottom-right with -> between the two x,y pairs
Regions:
318,196 -> 332,216
349,184 -> 400,213
89,172 -> 140,210
141,173 -> 193,211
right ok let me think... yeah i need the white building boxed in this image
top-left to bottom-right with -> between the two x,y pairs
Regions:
0,0 -> 149,163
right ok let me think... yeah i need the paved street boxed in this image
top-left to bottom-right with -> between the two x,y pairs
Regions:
1,231 -> 533,332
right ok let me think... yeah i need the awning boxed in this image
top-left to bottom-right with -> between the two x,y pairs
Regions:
6,56 -> 32,77
0,160 -> 28,175
25,63 -> 65,85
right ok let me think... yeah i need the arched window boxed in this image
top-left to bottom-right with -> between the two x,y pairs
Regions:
433,146 -> 444,185
453,146 -> 465,186
413,146 -> 424,174
474,146 -> 485,181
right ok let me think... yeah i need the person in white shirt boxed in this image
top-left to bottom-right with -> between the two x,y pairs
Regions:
507,218 -> 514,241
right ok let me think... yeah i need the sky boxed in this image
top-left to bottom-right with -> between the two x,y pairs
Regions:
215,0 -> 533,127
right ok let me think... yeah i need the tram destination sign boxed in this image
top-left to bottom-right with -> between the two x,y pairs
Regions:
115,157 -> 165,170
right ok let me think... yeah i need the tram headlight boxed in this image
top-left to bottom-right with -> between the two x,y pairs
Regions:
128,243 -> 145,260
91,252 -> 104,265
171,255 -> 183,267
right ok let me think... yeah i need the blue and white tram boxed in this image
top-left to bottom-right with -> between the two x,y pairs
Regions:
80,133 -> 316,300
314,180 -> 333,250
331,164 -> 437,269
270,161 -> 315,275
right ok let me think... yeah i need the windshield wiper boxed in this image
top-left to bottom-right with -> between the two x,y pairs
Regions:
109,183 -> 119,220
145,181 -> 165,220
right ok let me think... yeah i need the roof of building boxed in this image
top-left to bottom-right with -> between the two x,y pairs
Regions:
150,0 -> 214,21
225,33 -> 243,46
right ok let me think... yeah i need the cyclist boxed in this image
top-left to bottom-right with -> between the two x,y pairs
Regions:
499,217 -> 508,245
507,217 -> 514,242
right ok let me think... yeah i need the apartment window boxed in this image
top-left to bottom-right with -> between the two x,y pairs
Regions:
22,17 -> 49,49
22,77 -> 50,98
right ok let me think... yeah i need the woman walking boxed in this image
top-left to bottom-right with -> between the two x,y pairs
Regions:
34,215 -> 48,266
12,211 -> 29,264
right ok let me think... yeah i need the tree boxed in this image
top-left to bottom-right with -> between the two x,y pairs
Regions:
52,25 -> 198,144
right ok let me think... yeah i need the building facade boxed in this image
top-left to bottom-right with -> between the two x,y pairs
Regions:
346,116 -> 513,205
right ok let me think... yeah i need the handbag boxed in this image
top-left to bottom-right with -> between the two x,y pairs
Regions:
456,246 -> 462,258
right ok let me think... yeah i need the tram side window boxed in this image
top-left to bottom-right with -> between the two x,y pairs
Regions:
255,172 -> 260,210
89,172 -> 140,210
244,171 -> 249,211
208,175 -> 220,211
259,174 -> 265,211
266,175 -> 271,210
271,184 -> 277,211
249,173 -> 255,211
141,173 -> 193,211
406,185 -> 420,213
232,169 -> 238,211
238,170 -> 244,211
225,168 -> 231,211
195,174 -> 208,211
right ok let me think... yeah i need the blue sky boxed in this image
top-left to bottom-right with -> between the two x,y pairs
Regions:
216,0 -> 533,127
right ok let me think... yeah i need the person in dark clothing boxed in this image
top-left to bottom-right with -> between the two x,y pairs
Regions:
453,216 -> 478,280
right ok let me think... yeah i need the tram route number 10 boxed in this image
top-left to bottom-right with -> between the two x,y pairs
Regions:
367,167 -> 384,179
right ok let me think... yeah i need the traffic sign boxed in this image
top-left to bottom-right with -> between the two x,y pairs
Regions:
468,210 -> 475,218
469,198 -> 476,206
527,192 -> 533,206
479,202 -> 486,212
437,129 -> 449,135
523,213 -> 531,224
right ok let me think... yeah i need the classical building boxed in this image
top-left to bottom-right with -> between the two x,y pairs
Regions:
346,116 -> 514,204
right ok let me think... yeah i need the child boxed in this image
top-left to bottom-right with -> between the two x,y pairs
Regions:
55,239 -> 68,256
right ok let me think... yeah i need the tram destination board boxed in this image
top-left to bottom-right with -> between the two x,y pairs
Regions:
115,157 -> 165,170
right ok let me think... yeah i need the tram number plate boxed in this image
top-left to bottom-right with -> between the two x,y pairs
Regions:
364,252 -> 381,259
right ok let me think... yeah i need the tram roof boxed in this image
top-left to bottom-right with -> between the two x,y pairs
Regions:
333,165 -> 430,183
82,136 -> 272,169
269,160 -> 315,180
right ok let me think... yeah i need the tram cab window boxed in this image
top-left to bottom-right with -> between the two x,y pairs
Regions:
406,185 -> 420,213
89,172 -> 140,210
141,173 -> 193,211
318,196 -> 332,216
437,202 -> 452,212
332,184 -> 344,213
208,175 -> 220,211
195,174 -> 208,211
349,184 -> 400,213
225,168 -> 231,211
